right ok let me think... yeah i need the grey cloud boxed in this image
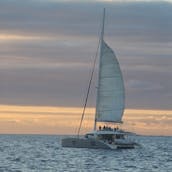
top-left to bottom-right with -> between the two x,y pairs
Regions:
126,80 -> 163,91
0,0 -> 172,109
0,1 -> 172,41
0,67 -> 93,107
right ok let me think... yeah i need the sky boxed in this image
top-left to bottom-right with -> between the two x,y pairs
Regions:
0,0 -> 172,135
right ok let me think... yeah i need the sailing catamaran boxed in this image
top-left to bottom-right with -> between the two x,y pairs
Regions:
62,9 -> 138,149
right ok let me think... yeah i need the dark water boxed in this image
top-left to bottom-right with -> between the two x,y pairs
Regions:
0,135 -> 171,172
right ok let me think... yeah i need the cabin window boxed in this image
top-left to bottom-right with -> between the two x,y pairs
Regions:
116,135 -> 124,139
99,134 -> 114,142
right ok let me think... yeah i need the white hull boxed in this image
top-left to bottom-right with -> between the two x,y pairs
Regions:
62,137 -> 136,150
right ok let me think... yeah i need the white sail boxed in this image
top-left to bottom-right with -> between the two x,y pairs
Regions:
95,40 -> 125,123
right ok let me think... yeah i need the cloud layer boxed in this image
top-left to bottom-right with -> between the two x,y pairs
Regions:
0,0 -> 172,109
0,105 -> 172,135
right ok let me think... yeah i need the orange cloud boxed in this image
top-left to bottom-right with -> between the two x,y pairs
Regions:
0,34 -> 43,41
0,105 -> 171,136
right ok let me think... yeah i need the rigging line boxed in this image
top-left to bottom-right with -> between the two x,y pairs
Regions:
77,33 -> 101,137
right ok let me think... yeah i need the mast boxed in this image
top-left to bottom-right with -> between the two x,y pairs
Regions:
94,8 -> 105,130
101,8 -> 105,42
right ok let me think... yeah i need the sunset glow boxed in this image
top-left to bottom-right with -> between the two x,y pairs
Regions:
0,0 -> 171,137
0,105 -> 171,136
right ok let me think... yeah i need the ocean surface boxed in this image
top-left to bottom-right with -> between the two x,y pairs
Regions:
0,135 -> 171,172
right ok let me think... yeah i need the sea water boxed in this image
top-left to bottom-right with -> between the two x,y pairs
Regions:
0,135 -> 171,172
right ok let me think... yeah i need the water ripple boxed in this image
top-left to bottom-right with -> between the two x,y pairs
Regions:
0,135 -> 172,172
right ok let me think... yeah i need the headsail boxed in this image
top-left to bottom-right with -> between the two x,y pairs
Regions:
95,40 -> 125,123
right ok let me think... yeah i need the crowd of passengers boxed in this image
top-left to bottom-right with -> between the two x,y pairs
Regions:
99,126 -> 119,131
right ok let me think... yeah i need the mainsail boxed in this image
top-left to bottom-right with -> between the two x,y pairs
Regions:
95,39 -> 125,123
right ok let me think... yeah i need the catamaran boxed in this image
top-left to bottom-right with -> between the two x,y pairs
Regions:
62,9 -> 138,149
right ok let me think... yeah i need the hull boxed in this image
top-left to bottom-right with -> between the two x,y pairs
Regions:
61,137 -> 135,150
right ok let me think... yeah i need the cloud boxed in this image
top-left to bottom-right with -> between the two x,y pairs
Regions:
126,80 -> 163,91
0,105 -> 171,135
0,0 -> 172,110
